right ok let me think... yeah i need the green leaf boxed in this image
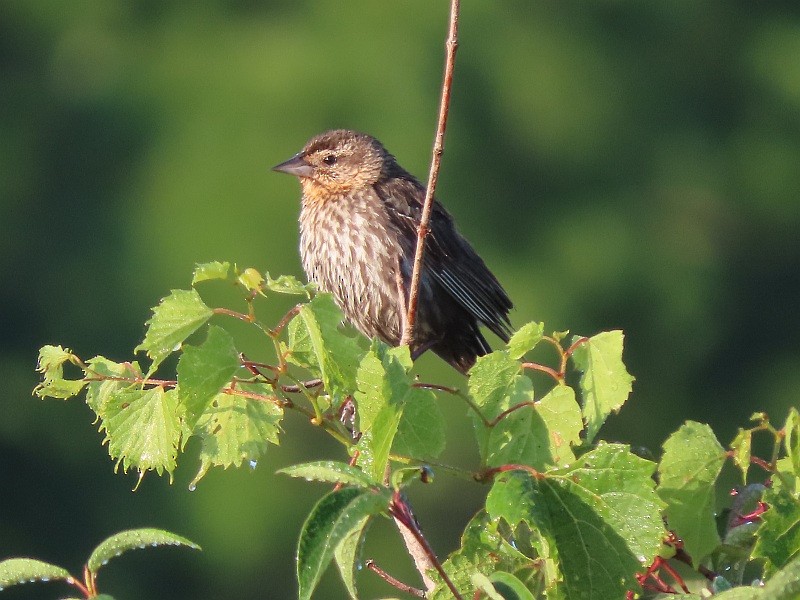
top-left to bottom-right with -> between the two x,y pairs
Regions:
752,484 -> 800,575
135,289 -> 213,371
84,357 -> 137,415
487,444 -> 665,599
468,350 -> 528,464
278,461 -> 374,488
0,558 -> 73,590
784,408 -> 800,476
287,294 -> 364,397
429,511 -> 533,600
488,571 -> 535,600
266,272 -> 314,296
297,487 -> 390,600
486,384 -> 581,470
190,384 -> 283,487
101,387 -> 181,477
472,572 -> 506,600
177,325 -> 240,432
535,384 -> 583,461
760,553 -> 800,599
730,427 -> 752,485
393,387 -> 445,460
570,330 -> 634,443
334,516 -> 370,600
87,528 -> 200,574
354,343 -> 415,481
33,345 -> 86,399
469,350 -> 522,414
657,421 -> 727,563
191,261 -> 230,284
506,322 -> 545,360
237,267 -> 264,292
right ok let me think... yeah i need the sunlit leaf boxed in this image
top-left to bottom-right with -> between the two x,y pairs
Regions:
657,421 -> 726,563
191,261 -> 230,284
0,558 -> 72,590
177,325 -> 239,431
297,487 -> 390,600
101,387 -> 181,478
570,330 -> 634,443
135,289 -> 213,371
87,528 -> 200,574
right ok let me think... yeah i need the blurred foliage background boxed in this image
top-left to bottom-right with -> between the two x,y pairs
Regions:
1,1 -> 799,598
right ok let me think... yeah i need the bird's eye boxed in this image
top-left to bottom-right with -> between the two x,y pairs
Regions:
322,154 -> 337,166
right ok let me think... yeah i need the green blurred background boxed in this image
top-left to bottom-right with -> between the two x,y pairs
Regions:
2,1 -> 799,598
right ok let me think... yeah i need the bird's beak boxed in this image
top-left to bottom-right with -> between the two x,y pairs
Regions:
272,154 -> 314,178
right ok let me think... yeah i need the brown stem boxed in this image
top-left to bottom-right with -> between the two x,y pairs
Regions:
270,304 -> 302,337
477,463 -> 543,483
212,307 -> 253,322
487,401 -> 536,427
412,381 -> 460,393
521,361 -> 562,382
390,492 -> 463,598
401,0 -> 461,346
365,560 -> 425,598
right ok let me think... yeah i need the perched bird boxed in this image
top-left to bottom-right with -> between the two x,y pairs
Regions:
273,129 -> 512,374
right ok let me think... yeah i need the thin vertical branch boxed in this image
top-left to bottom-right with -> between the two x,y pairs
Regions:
395,1 -> 462,593
401,0 -> 461,347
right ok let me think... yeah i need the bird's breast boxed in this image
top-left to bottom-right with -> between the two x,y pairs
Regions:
298,189 -> 406,343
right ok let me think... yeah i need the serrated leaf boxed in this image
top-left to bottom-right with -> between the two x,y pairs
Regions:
469,350 -> 522,413
334,516 -> 370,600
487,444 -> 665,599
535,385 -> 583,459
33,345 -> 86,399
135,289 -> 213,371
278,461 -> 374,488
191,261 -> 230,284
297,487 -> 390,600
177,325 -> 239,432
0,558 -> 73,590
287,294 -> 364,397
354,343 -> 414,481
730,427 -> 752,485
237,267 -> 264,292
87,528 -> 200,574
393,387 -> 445,460
570,330 -> 634,443
657,421 -> 726,563
191,384 -> 283,487
469,350 -> 528,465
752,484 -> 800,575
84,357 -> 137,415
101,387 -> 181,477
266,273 -> 314,296
507,322 -> 545,360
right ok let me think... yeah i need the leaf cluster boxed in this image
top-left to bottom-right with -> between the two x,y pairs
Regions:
32,264 -> 800,600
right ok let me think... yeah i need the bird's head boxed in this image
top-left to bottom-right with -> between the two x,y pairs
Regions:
273,130 -> 392,202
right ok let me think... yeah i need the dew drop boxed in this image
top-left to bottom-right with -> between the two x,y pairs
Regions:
188,483 -> 197,492
249,459 -> 258,470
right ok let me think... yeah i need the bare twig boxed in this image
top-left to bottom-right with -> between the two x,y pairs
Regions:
390,492 -> 463,599
401,0 -> 461,347
365,560 -> 426,598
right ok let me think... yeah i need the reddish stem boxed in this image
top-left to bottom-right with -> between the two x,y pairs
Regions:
365,560 -> 425,598
401,0 -> 460,347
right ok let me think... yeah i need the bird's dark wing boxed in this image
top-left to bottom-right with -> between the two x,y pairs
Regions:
375,173 -> 513,342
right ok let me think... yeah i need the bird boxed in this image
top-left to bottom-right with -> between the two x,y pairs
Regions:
273,129 -> 512,374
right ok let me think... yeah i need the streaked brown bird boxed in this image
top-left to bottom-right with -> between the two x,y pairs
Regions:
273,129 -> 512,373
